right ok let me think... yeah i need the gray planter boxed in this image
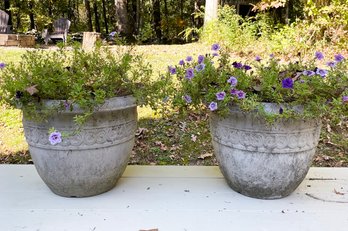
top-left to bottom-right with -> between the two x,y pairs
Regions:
210,104 -> 321,199
23,96 -> 137,197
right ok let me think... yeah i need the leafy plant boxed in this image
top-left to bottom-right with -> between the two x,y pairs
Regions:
0,43 -> 160,128
165,44 -> 348,123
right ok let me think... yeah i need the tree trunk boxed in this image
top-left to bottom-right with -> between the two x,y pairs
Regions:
136,0 -> 140,34
163,0 -> 169,40
93,0 -> 100,32
29,0 -> 35,30
101,0 -> 109,34
4,0 -> 12,26
153,0 -> 161,41
204,0 -> 218,25
115,0 -> 130,37
85,0 -> 93,31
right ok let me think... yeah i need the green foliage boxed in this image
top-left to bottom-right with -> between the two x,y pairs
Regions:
164,44 -> 348,122
0,44 -> 159,127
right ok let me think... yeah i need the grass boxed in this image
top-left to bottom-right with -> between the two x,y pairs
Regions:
0,44 -> 347,166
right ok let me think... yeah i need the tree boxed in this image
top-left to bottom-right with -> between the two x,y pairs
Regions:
204,0 -> 218,25
85,0 -> 93,31
4,0 -> 12,26
115,0 -> 130,37
153,0 -> 161,41
93,0 -> 100,32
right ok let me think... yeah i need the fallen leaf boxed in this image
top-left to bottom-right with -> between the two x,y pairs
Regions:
198,153 -> 213,160
334,189 -> 345,195
26,85 -> 38,95
139,229 -> 158,231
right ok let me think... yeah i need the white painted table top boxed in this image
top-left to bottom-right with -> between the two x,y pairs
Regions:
0,165 -> 347,231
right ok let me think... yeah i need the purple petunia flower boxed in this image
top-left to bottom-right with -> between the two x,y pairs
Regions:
212,53 -> 219,57
237,90 -> 246,99
64,101 -> 71,110
195,63 -> 205,72
0,62 -> 5,69
109,31 -> 117,37
209,101 -> 218,111
186,56 -> 193,62
334,54 -> 345,62
168,66 -> 176,75
183,95 -> 192,104
49,131 -> 62,145
211,43 -> 220,51
230,88 -> 238,95
279,107 -> 284,114
255,56 -> 261,62
270,54 -> 274,58
243,65 -> 252,71
185,68 -> 194,80
232,61 -> 243,69
327,61 -> 336,68
179,60 -> 185,66
342,95 -> 348,103
198,55 -> 205,64
282,78 -> 294,89
303,70 -> 315,76
316,68 -> 328,77
216,91 -> 226,101
315,51 -> 324,60
227,76 -> 238,86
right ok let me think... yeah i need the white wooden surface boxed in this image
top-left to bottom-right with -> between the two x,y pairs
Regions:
0,165 -> 347,231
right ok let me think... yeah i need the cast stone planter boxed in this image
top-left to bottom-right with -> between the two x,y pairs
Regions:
210,104 -> 321,199
23,96 -> 137,197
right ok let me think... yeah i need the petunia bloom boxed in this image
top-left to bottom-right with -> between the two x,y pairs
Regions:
334,54 -> 345,62
232,61 -> 243,69
209,101 -> 218,111
49,131 -> 62,145
316,68 -> 328,77
185,68 -> 194,80
282,78 -> 294,89
303,70 -> 315,76
186,56 -> 193,62
326,61 -> 336,68
230,88 -> 238,95
198,55 -> 205,64
315,51 -> 324,60
168,66 -> 176,75
179,60 -> 185,66
255,56 -> 261,62
243,65 -> 252,71
227,76 -> 238,86
183,95 -> 192,104
216,91 -> 226,101
195,63 -> 205,72
237,90 -> 246,99
109,31 -> 117,37
343,96 -> 348,103
0,62 -> 5,69
211,43 -> 220,51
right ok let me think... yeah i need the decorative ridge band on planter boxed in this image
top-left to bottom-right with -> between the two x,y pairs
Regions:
23,120 -> 136,150
210,121 -> 321,153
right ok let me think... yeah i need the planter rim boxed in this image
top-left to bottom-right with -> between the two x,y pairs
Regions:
228,102 -> 304,115
39,95 -> 136,114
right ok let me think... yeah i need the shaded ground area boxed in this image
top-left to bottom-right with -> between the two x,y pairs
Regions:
1,110 -> 347,167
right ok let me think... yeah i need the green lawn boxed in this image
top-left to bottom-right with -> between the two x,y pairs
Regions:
0,44 -> 347,166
